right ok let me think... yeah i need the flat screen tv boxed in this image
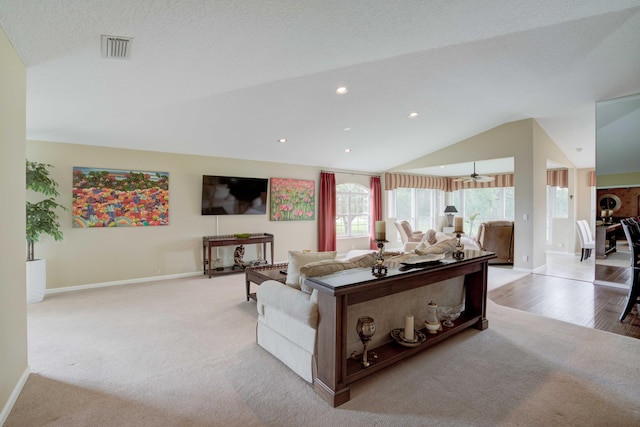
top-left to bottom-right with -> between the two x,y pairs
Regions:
202,175 -> 268,215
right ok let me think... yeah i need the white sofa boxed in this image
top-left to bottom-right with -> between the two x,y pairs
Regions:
256,249 -> 466,383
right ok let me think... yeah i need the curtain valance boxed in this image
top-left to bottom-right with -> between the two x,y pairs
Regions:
547,169 -> 569,188
385,172 -> 515,191
387,170 -> 574,190
384,172 -> 451,191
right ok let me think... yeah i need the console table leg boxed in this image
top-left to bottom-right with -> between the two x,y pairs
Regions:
313,378 -> 350,407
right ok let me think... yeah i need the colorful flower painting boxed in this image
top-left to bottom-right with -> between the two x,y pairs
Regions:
270,178 -> 315,221
72,167 -> 169,228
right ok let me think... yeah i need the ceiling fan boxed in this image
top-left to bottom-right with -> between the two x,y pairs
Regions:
453,162 -> 495,183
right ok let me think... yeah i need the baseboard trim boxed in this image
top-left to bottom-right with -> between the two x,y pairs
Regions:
45,271 -> 203,295
594,280 -> 630,290
0,366 -> 30,425
512,267 -> 533,273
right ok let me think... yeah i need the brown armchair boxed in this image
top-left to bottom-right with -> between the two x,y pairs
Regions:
475,220 -> 514,264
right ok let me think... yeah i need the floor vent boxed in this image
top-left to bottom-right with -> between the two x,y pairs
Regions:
101,35 -> 133,59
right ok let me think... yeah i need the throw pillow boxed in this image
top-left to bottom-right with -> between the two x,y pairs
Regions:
414,237 -> 456,255
286,251 -> 337,289
299,253 -> 375,293
424,229 -> 437,245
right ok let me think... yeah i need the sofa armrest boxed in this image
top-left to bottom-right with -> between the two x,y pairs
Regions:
256,280 -> 318,328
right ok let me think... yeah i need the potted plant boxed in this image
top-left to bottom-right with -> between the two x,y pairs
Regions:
26,160 -> 67,303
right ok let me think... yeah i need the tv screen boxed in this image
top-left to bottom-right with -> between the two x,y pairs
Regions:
202,175 -> 268,215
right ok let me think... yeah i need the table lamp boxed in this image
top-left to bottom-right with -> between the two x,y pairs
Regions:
444,205 -> 458,227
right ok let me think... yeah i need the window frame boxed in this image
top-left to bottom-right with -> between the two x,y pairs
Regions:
335,182 -> 370,238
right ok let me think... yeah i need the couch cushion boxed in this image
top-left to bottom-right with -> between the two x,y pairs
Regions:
414,235 -> 457,255
257,280 -> 318,328
299,253 -> 375,293
424,229 -> 437,245
286,250 -> 337,289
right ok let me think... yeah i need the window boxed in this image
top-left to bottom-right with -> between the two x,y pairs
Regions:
390,188 -> 442,232
546,186 -> 568,243
454,188 -> 514,235
336,183 -> 369,238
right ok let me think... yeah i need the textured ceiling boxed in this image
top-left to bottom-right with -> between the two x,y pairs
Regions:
2,0 -> 640,174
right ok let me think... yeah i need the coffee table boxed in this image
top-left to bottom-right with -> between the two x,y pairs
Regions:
244,263 -> 288,301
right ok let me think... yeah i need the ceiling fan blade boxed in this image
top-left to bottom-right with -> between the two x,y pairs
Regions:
474,175 -> 495,183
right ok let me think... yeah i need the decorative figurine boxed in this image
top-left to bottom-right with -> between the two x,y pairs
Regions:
233,245 -> 246,270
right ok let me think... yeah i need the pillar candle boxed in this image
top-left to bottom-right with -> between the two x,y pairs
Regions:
375,221 -> 386,241
454,216 -> 463,232
404,315 -> 414,341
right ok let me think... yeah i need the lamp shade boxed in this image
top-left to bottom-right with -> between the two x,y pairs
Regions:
444,205 -> 458,213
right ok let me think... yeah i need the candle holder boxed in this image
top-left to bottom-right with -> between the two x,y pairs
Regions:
372,239 -> 388,277
353,316 -> 377,367
453,233 -> 465,260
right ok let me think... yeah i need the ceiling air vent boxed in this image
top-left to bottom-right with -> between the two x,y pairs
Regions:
101,35 -> 133,59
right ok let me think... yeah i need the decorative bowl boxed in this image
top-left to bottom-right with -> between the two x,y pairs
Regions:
438,304 -> 463,327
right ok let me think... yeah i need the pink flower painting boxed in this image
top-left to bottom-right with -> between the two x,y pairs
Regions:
270,178 -> 315,221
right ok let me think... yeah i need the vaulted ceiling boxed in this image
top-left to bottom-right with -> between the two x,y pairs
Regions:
2,0 -> 639,174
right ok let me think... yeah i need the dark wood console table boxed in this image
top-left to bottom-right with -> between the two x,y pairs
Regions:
304,250 -> 496,407
596,224 -> 620,259
202,233 -> 274,278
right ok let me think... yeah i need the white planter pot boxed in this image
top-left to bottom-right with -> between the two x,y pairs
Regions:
26,259 -> 46,304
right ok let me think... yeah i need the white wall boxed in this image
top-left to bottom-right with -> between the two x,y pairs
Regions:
27,141 -> 380,289
0,27 -> 28,423
391,119 -> 579,270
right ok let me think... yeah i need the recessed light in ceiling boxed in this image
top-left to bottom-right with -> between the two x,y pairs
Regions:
336,86 -> 348,95
343,127 -> 351,132
408,112 -> 419,118
278,138 -> 287,143
345,148 -> 351,153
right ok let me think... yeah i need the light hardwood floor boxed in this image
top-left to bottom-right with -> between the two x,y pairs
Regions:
488,251 -> 640,339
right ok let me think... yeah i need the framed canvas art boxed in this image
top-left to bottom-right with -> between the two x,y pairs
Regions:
72,167 -> 169,227
270,178 -> 315,221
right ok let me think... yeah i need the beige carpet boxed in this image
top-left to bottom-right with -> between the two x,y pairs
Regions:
6,274 -> 640,426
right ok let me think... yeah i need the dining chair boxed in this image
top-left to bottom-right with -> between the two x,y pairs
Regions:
576,220 -> 594,262
619,219 -> 640,322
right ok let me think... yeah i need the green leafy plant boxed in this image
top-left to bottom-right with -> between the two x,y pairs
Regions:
26,160 -> 67,261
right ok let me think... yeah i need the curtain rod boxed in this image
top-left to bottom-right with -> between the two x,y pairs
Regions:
321,170 -> 381,177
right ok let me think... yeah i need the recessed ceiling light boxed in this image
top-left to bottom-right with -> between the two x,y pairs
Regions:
343,127 -> 351,132
345,148 -> 351,153
336,86 -> 348,95
278,138 -> 287,143
408,112 -> 419,118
